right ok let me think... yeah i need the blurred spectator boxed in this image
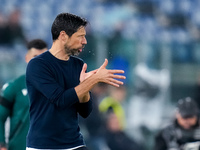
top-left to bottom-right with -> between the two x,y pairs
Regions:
154,97 -> 200,150
104,110 -> 145,150
107,23 -> 132,85
79,26 -> 97,71
99,85 -> 127,130
0,39 -> 47,150
0,9 -> 26,47
107,23 -> 133,61
0,12 -> 10,45
7,9 -> 27,46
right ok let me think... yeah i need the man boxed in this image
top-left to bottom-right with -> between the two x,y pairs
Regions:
154,97 -> 200,150
99,85 -> 127,130
0,39 -> 48,150
26,13 -> 126,150
104,111 -> 144,150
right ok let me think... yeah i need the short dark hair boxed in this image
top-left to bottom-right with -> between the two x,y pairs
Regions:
51,13 -> 88,41
27,39 -> 47,50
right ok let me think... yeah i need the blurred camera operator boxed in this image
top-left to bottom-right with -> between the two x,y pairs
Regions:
154,97 -> 200,150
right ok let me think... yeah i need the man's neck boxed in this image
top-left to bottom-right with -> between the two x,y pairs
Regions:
49,43 -> 69,61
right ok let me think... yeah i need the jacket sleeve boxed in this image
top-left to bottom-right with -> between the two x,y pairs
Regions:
77,93 -> 93,118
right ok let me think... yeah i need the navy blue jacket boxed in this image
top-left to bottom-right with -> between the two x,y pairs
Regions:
26,51 -> 92,149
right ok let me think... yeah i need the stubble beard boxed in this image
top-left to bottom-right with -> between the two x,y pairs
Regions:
64,44 -> 80,56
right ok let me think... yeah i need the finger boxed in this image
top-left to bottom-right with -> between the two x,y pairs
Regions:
108,82 -> 120,87
109,69 -> 125,74
99,58 -> 108,69
107,80 -> 124,87
103,78 -> 124,87
111,74 -> 126,79
81,63 -> 87,74
109,78 -> 124,85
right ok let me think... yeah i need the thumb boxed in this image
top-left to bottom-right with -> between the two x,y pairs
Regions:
99,58 -> 108,69
81,63 -> 87,74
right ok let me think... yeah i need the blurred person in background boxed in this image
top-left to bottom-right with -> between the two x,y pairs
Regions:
0,39 -> 48,150
0,12 -> 10,45
6,9 -> 27,46
25,12 -> 125,150
0,9 -> 26,46
154,97 -> 200,150
104,110 -> 145,150
99,85 -> 127,130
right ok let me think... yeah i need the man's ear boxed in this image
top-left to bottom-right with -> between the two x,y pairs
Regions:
25,53 -> 29,63
59,31 -> 68,41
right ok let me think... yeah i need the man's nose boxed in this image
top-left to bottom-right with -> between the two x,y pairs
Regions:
82,37 -> 87,45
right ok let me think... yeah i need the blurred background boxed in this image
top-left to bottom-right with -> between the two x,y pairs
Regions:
1,0 -> 200,150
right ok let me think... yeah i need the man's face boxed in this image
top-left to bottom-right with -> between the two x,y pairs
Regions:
25,48 -> 47,63
107,113 -> 122,132
64,26 -> 87,56
176,113 -> 198,129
